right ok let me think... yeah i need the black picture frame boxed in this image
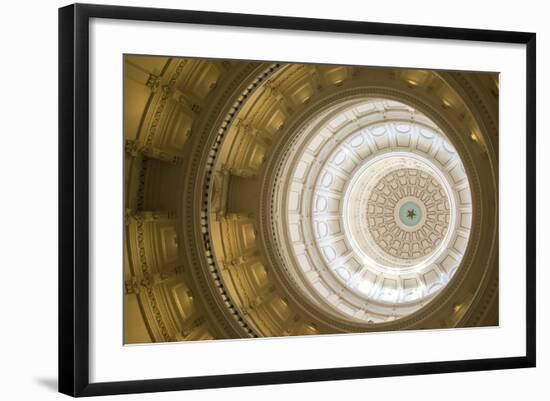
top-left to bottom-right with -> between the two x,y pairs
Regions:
59,3 -> 536,397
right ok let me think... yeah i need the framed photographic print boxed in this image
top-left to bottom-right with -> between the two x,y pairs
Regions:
58,3 -> 536,397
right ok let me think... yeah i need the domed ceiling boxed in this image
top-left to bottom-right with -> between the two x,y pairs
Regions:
272,98 -> 472,323
123,56 -> 498,343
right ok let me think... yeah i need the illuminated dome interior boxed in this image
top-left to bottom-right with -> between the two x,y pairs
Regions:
273,98 -> 472,323
123,57 -> 498,343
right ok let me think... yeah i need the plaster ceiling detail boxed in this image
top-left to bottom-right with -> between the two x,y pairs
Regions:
365,167 -> 450,262
277,98 -> 472,323
347,158 -> 454,269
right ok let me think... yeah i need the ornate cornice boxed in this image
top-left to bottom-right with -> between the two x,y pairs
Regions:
185,62 -> 283,338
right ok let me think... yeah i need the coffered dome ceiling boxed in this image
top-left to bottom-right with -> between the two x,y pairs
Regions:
124,56 -> 498,343
272,98 -> 472,323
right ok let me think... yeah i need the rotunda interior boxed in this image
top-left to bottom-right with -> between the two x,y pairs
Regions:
123,55 -> 499,344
